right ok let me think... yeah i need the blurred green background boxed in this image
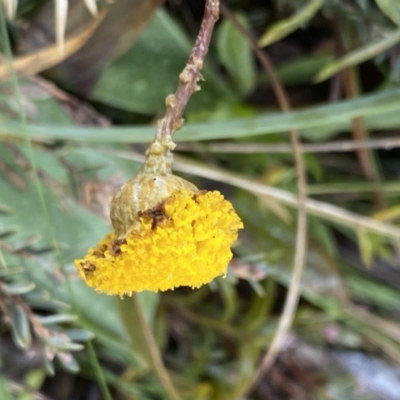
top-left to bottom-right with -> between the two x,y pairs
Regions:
1,0 -> 400,399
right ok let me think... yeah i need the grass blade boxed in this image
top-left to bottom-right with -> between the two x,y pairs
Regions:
2,88 -> 400,142
315,29 -> 400,82
258,0 -> 324,47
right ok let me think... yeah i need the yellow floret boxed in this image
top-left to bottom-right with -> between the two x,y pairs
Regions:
74,190 -> 243,296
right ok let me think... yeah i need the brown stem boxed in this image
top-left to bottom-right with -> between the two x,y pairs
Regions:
155,0 -> 220,141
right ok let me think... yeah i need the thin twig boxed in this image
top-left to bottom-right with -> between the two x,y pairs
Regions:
220,3 -> 307,391
156,0 -> 219,141
177,136 -> 400,154
129,1 -> 220,398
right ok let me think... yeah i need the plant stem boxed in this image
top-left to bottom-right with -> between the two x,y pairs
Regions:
155,0 -> 220,141
131,294 -> 182,400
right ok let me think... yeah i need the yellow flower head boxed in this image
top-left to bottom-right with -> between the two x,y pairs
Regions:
75,189 -> 242,295
74,138 -> 243,295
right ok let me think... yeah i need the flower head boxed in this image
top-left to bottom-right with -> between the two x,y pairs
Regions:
75,189 -> 243,295
74,136 -> 242,295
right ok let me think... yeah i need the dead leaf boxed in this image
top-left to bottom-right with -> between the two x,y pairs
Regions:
0,9 -> 106,82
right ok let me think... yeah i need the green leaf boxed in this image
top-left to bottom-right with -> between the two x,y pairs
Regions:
217,279 -> 238,323
37,314 -> 78,325
43,356 -> 55,376
0,375 -> 12,400
0,143 -> 110,263
56,352 -> 80,373
308,216 -> 336,256
264,54 -> 334,86
0,79 -> 73,125
217,13 -> 256,96
24,292 -> 71,310
345,272 -> 400,312
92,10 -> 230,114
65,329 -> 95,342
9,303 -> 31,349
258,0 -> 324,47
61,282 -> 143,368
20,369 -> 46,400
357,229 -> 374,267
47,335 -> 84,351
375,0 -> 400,27
2,281 -> 35,295
315,29 -> 400,82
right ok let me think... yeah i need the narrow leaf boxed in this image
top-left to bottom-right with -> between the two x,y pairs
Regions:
9,303 -> 32,349
47,335 -> 84,351
372,204 -> 400,222
315,29 -> 400,82
0,375 -> 12,400
56,352 -> 80,373
357,229 -> 374,267
2,88 -> 400,142
65,328 -> 95,342
375,0 -> 400,27
36,314 -> 78,325
258,0 -> 324,47
43,356 -> 55,376
3,281 -> 35,295
217,13 -> 256,95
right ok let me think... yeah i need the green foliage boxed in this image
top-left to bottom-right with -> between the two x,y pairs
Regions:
258,0 -> 324,47
1,0 -> 400,399
375,0 -> 400,27
314,28 -> 400,82
92,9 -> 230,115
3,87 -> 400,142
217,13 -> 256,95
